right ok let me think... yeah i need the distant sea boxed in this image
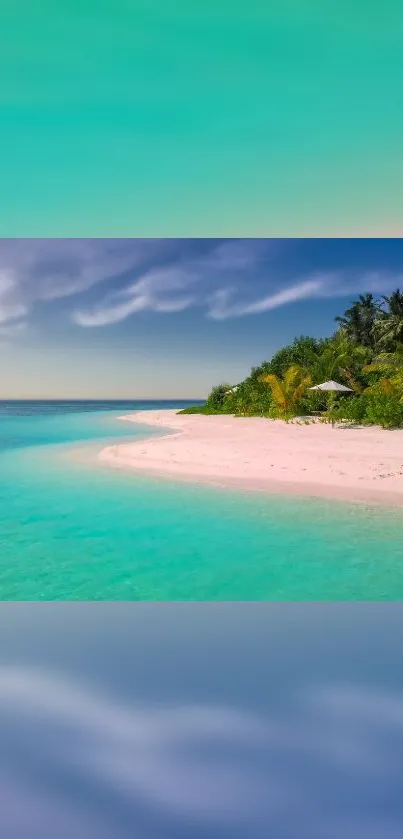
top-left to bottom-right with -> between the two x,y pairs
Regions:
0,400 -> 403,600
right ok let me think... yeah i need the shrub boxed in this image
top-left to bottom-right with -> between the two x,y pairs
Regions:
302,390 -> 328,415
267,336 -> 327,378
177,405 -> 211,415
332,395 -> 368,424
364,392 -> 403,429
206,383 -> 233,411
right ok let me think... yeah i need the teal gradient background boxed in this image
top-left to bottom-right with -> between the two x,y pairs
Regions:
1,2 -> 402,236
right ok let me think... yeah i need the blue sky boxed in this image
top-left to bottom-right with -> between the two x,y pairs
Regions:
1,238 -> 402,398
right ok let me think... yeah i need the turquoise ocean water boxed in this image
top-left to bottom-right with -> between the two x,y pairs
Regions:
1,400 -> 402,600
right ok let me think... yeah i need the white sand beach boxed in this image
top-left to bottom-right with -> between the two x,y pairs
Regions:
99,410 -> 403,506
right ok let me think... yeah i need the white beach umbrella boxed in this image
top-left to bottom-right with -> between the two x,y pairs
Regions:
308,380 -> 353,392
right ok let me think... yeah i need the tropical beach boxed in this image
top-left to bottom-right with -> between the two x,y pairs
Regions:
2,239 -> 403,600
100,286 -> 403,507
101,410 -> 403,507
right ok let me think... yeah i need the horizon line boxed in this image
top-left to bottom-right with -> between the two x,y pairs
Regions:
0,397 -> 205,402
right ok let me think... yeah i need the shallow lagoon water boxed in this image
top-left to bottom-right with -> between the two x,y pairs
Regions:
1,401 -> 402,600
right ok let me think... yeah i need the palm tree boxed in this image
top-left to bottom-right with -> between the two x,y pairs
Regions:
375,289 -> 403,350
260,364 -> 312,420
363,346 -> 403,378
309,332 -> 369,393
335,293 -> 381,349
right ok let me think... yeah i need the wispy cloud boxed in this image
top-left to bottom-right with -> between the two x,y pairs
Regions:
207,269 -> 403,320
0,268 -> 28,324
1,667 -> 403,837
0,666 -> 276,832
326,270 -> 403,298
0,239 -> 176,329
0,238 -> 279,331
72,239 -> 274,327
208,278 -> 325,320
1,239 -> 403,334
201,238 -> 276,270
73,268 -> 196,327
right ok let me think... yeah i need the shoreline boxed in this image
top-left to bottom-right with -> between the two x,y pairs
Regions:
98,410 -> 403,509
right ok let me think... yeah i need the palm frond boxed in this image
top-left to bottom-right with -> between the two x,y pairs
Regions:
293,375 -> 312,402
339,368 -> 362,393
260,374 -> 286,410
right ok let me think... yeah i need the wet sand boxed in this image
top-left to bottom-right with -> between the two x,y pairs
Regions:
99,411 -> 403,507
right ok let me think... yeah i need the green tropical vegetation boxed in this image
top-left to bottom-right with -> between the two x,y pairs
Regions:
260,365 -> 312,421
178,291 -> 403,428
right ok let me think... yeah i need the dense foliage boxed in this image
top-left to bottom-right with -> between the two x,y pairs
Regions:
178,291 -> 403,428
